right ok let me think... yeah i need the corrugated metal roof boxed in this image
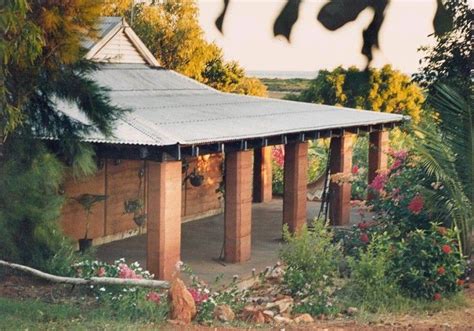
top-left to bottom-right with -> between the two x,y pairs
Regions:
57,63 -> 406,147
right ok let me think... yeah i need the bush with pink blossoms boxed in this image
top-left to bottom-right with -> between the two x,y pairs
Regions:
73,258 -> 169,320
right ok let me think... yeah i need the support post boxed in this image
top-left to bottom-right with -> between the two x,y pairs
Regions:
329,134 -> 353,226
224,150 -> 253,263
253,146 -> 273,203
283,141 -> 308,233
147,160 -> 182,280
368,131 -> 389,197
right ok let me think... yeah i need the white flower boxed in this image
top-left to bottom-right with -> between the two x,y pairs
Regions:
99,287 -> 106,292
175,261 -> 184,271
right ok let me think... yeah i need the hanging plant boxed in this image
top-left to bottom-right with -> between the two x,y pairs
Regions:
123,166 -> 147,228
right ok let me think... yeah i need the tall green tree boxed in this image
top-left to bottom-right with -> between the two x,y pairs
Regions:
1,0 -> 124,271
293,65 -> 424,123
413,1 -> 471,99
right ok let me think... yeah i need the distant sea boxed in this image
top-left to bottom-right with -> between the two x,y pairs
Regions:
247,70 -> 318,79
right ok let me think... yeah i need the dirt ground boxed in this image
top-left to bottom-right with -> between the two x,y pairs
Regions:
1,273 -> 473,330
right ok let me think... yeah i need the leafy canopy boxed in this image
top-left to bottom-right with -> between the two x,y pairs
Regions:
1,0 -> 125,149
292,65 -> 424,123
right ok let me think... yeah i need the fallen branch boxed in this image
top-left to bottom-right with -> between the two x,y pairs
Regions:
0,260 -> 169,289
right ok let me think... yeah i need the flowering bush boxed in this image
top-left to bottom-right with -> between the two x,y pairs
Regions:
73,259 -> 168,321
390,225 -> 466,300
178,263 -> 248,323
368,149 -> 436,236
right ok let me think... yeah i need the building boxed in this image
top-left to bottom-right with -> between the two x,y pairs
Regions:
57,17 -> 405,280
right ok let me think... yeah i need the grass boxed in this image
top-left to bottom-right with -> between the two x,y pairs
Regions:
260,78 -> 311,93
0,297 -> 165,330
350,291 -> 468,323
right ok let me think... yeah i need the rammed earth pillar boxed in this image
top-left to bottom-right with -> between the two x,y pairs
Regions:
329,133 -> 353,226
368,130 -> 389,199
146,160 -> 182,280
283,141 -> 308,233
224,150 -> 253,263
253,146 -> 273,203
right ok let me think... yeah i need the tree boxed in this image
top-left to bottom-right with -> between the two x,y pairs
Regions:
294,65 -> 424,123
1,0 -> 124,272
2,0 -> 124,154
202,47 -> 267,96
102,0 -> 267,96
413,1 -> 472,99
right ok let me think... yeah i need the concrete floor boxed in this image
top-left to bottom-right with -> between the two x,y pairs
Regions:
96,199 -> 363,283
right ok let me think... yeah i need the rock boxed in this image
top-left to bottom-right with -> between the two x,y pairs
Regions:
271,297 -> 293,314
263,310 -> 274,318
242,305 -> 266,324
262,310 -> 275,323
168,278 -> 197,324
346,307 -> 359,316
274,315 -> 293,324
293,313 -> 314,323
213,304 -> 235,322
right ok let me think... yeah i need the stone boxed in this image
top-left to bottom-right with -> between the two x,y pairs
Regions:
168,278 -> 196,324
213,304 -> 235,322
346,307 -> 359,316
269,297 -> 293,314
274,315 -> 293,324
293,313 -> 314,323
242,305 -> 266,324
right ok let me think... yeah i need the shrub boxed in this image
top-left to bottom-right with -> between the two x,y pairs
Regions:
280,219 -> 341,315
0,139 -> 75,275
342,234 -> 401,312
390,225 -> 466,300
74,259 -> 169,322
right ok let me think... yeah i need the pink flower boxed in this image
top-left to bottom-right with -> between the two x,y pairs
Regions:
390,159 -> 402,171
118,263 -> 142,279
352,165 -> 359,175
146,291 -> 161,304
359,233 -> 370,244
442,244 -> 452,254
188,288 -> 209,305
358,222 -> 369,230
369,172 -> 388,192
272,146 -> 285,167
408,195 -> 424,215
433,292 -> 442,301
97,267 -> 106,277
389,149 -> 408,161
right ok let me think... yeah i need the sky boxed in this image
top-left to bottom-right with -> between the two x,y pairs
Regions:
197,0 -> 438,74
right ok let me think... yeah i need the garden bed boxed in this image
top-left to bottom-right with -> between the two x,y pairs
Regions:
0,270 -> 473,330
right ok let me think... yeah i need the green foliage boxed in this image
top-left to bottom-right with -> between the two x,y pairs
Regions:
414,1 -> 471,99
2,0 -> 124,143
296,65 -> 424,123
391,225 -> 465,300
74,259 -> 169,321
0,297 -> 168,329
260,78 -> 312,93
280,219 -> 342,316
342,234 -> 401,312
413,118 -> 473,257
0,139 -> 76,274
